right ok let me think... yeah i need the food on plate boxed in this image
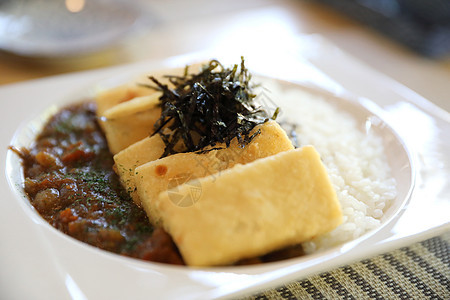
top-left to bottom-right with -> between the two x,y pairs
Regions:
113,119 -> 293,210
134,120 -> 294,225
96,80 -> 154,116
99,93 -> 162,154
113,134 -> 166,203
156,146 -> 342,266
11,57 -> 396,266
99,58 -> 342,266
270,84 -> 397,253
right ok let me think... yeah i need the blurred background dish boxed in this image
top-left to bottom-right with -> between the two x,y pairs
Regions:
0,0 -> 152,58
1,0 -> 448,113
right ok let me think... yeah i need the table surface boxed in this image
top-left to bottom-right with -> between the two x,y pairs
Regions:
1,0 -> 448,299
1,0 -> 449,112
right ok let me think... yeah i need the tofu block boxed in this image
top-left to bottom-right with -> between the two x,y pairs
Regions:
135,121 -> 294,225
136,151 -> 226,222
114,135 -> 166,204
100,93 -> 162,154
113,127 -> 185,206
156,146 -> 342,266
95,82 -> 155,117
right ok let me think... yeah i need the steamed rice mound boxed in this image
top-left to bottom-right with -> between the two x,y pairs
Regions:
262,82 -> 397,253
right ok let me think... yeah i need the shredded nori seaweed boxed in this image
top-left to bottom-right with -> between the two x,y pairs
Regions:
144,57 -> 275,157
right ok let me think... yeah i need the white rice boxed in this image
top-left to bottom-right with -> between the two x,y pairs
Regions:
259,82 -> 397,253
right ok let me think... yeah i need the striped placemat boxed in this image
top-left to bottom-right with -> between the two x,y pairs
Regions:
242,231 -> 449,299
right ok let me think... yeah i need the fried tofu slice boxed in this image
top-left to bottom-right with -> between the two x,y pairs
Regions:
114,134 -> 166,202
134,121 -> 294,224
156,146 -> 342,266
100,93 -> 162,154
95,81 -> 155,117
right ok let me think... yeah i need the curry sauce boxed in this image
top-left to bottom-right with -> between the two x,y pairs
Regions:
13,102 -> 183,264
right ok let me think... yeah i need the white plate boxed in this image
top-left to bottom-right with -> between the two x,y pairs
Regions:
1,37 -> 449,300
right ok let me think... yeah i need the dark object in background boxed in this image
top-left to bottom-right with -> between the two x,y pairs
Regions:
314,0 -> 450,58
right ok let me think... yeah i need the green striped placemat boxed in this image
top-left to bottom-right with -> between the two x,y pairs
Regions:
242,231 -> 449,299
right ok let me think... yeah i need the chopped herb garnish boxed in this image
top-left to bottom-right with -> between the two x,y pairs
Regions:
145,57 -> 276,157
